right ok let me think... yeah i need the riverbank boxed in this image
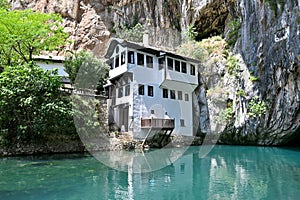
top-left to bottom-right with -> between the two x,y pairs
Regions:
0,135 -> 85,157
0,134 -> 203,157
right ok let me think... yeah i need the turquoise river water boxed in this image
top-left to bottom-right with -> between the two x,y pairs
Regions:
1,145 -> 300,200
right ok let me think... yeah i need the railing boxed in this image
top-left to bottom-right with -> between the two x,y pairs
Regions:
141,118 -> 175,129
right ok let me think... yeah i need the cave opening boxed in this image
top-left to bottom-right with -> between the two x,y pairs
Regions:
282,128 -> 300,146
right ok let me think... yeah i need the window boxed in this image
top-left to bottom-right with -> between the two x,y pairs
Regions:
185,93 -> 189,101
180,119 -> 185,127
148,85 -> 154,97
146,55 -> 153,68
138,84 -> 144,95
167,58 -> 173,70
190,64 -> 195,75
118,87 -> 123,98
175,60 -> 180,72
115,56 -> 119,68
128,51 -> 134,64
163,88 -> 168,98
170,90 -> 176,99
181,62 -> 187,73
125,85 -> 130,96
137,53 -> 144,66
178,91 -> 182,100
180,163 -> 185,174
158,57 -> 165,70
121,52 -> 126,65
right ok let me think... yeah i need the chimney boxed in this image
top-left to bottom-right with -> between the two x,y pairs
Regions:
143,30 -> 149,46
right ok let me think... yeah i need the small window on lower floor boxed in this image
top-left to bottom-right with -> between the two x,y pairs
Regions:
163,88 -> 168,98
178,91 -> 182,100
138,84 -> 144,95
185,93 -> 189,101
148,85 -> 154,97
180,119 -> 185,127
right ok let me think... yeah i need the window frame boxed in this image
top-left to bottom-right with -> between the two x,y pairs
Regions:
137,53 -> 144,66
190,64 -> 196,76
181,62 -> 187,73
138,84 -> 144,95
158,57 -> 165,70
170,90 -> 176,99
148,85 -> 154,97
163,88 -> 168,98
178,91 -> 183,100
180,119 -> 185,127
185,93 -> 189,101
175,60 -> 180,72
128,51 -> 135,64
167,58 -> 173,70
146,55 -> 153,68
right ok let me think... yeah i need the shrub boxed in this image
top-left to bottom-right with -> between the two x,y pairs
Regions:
116,23 -> 144,43
247,96 -> 267,118
225,55 -> 241,76
184,24 -> 198,41
0,64 -> 76,142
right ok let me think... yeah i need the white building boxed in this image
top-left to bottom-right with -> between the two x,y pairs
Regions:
105,38 -> 199,142
33,55 -> 72,92
33,55 -> 68,77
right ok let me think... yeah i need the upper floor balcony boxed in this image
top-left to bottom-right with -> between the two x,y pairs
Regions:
158,56 -> 198,91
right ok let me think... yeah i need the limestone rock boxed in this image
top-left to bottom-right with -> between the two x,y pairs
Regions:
11,0 -> 113,55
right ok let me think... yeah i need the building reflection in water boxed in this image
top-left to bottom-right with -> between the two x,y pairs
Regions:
95,146 -> 300,199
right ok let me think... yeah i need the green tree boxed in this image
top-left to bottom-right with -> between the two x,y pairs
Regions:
0,64 -> 75,142
0,0 -> 9,9
64,51 -> 109,93
0,9 -> 68,68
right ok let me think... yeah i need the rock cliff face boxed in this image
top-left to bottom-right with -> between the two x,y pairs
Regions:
12,0 -> 300,145
11,0 -> 113,55
227,0 -> 300,145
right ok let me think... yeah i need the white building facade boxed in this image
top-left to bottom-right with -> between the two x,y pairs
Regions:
105,38 -> 199,140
